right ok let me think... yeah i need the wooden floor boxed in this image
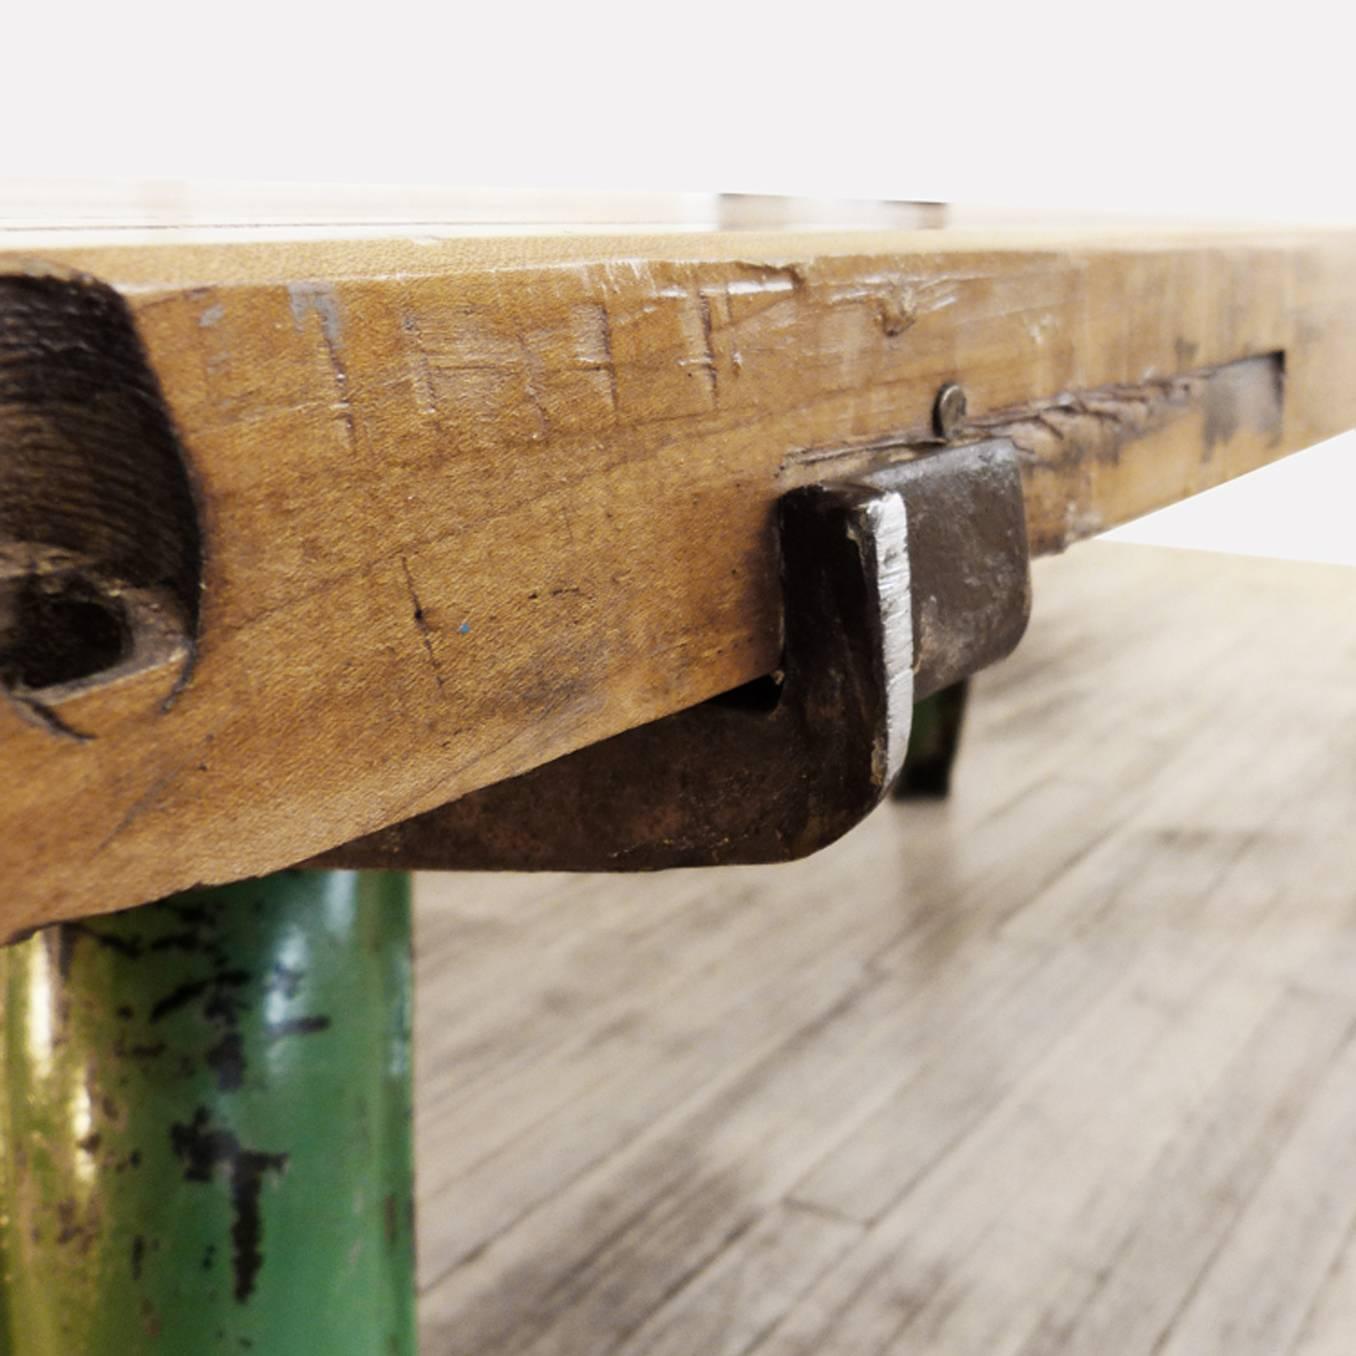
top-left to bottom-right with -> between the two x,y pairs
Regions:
412,540 -> 1356,1356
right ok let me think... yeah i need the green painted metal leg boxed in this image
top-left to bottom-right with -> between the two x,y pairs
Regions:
894,679 -> 971,799
0,870 -> 414,1356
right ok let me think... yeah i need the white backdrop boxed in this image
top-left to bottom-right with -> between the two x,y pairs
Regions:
4,0 -> 1351,564
1104,436 -> 1356,567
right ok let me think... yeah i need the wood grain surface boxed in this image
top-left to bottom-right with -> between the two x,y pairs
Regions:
3,223 -> 1356,928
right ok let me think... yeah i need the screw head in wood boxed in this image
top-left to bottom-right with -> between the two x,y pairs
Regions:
933,383 -> 967,440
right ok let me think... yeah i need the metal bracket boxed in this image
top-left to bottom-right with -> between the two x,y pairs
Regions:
319,438 -> 1031,871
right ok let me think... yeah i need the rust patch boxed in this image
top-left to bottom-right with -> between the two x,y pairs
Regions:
169,1106 -> 289,1304
263,1016 -> 331,1040
205,1031 -> 246,1091
53,1194 -> 101,1253
140,1295 -> 162,1339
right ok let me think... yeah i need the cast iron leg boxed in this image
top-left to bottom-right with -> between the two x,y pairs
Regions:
0,870 -> 414,1355
893,679 -> 971,799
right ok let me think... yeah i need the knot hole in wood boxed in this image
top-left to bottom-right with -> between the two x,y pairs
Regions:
0,267 -> 202,735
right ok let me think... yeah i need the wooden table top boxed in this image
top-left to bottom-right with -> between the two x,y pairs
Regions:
4,190 -> 1355,931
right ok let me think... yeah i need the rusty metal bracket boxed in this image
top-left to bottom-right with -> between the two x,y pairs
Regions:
319,438 -> 1031,871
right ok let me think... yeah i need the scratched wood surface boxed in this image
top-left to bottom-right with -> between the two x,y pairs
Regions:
413,540 -> 1356,1356
3,218 -> 1356,930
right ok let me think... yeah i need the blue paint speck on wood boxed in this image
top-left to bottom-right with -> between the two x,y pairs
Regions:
458,622 -> 470,635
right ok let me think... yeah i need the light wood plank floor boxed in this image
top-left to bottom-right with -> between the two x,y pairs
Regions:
413,541 -> 1356,1356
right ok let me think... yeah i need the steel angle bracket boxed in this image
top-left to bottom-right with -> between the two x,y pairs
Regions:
320,438 -> 1032,871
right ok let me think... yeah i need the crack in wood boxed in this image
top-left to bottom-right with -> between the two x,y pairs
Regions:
400,555 -> 446,694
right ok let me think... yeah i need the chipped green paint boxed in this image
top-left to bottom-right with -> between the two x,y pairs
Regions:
0,870 -> 414,1355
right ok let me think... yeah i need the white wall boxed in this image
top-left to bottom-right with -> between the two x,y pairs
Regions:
3,1 -> 1351,570
4,4 -> 1353,226
1106,432 -> 1356,567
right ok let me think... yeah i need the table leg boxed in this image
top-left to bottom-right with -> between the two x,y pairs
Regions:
894,680 -> 971,799
0,869 -> 414,1355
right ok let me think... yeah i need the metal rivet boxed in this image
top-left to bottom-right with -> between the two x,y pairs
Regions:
933,383 -> 967,440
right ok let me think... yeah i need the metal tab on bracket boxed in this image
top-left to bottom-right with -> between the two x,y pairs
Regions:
319,438 -> 1032,872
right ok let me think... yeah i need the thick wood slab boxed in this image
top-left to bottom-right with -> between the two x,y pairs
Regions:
3,222 -> 1356,929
